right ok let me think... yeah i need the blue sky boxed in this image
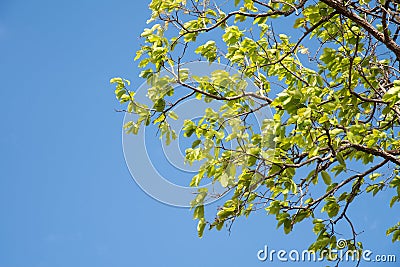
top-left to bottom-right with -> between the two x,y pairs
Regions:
0,1 -> 399,266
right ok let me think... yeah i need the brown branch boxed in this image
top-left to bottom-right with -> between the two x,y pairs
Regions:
343,141 -> 400,165
320,0 -> 400,59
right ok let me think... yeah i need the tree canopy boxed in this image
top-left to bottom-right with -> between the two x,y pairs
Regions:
111,0 -> 400,262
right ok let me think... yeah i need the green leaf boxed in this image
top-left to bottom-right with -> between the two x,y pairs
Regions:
327,202 -> 339,218
168,111 -> 179,120
110,77 -> 123,84
197,218 -> 206,238
321,171 -> 332,185
192,139 -> 201,148
219,173 -> 230,187
336,153 -> 346,167
383,83 -> 400,103
390,196 -> 399,208
193,205 -> 204,219
222,26 -> 243,45
153,99 -> 165,112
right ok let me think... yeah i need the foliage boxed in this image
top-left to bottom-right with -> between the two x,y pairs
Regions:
111,0 -> 400,262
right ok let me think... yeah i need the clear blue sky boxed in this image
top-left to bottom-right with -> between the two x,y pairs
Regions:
0,1 -> 398,266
